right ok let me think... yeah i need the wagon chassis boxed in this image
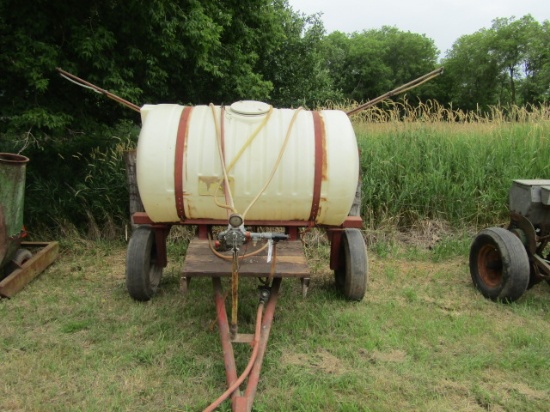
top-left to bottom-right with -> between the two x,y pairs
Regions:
132,212 -> 363,273
129,211 -> 365,411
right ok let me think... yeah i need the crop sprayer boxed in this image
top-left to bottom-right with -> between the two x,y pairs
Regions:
57,67 -> 443,411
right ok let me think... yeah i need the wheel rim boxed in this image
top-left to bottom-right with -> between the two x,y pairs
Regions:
126,226 -> 163,301
341,229 -> 367,300
477,243 -> 503,287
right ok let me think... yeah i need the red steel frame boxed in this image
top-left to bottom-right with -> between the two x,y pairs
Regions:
208,277 -> 281,412
132,211 -> 362,271
131,211 -> 361,410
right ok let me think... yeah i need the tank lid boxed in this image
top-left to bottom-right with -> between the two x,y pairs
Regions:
230,100 -> 271,116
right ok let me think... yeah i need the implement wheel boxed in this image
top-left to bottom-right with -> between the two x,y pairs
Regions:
126,226 -> 163,301
13,248 -> 32,266
334,228 -> 367,301
1,248 -> 33,279
469,227 -> 529,302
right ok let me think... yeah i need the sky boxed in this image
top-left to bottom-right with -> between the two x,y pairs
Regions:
287,0 -> 550,57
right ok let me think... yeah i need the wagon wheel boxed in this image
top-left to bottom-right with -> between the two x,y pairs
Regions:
469,227 -> 530,302
334,228 -> 368,301
12,248 -> 32,266
2,248 -> 33,278
126,225 -> 163,301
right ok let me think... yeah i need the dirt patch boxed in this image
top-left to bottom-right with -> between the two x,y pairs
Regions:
358,348 -> 407,364
504,383 -> 547,400
281,349 -> 347,375
396,219 -> 454,249
481,370 -> 548,401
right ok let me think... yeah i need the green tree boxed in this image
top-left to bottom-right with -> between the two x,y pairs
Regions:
321,27 -> 438,102
520,19 -> 550,103
439,15 -> 548,109
373,26 -> 439,96
343,30 -> 392,100
438,30 -> 501,110
257,6 -> 341,107
0,0 -> 338,147
321,31 -> 351,95
490,15 -> 539,104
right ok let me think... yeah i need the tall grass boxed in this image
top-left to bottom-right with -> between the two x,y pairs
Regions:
23,121 -> 139,239
343,101 -> 550,230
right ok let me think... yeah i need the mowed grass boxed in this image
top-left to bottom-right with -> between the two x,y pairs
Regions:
1,232 -> 550,412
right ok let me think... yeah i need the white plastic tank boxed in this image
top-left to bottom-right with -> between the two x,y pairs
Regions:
136,101 -> 359,226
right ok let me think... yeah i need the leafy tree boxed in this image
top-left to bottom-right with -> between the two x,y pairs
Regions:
490,15 -> 539,104
256,6 -> 341,107
372,26 -> 439,95
0,0 -> 337,147
321,31 -> 351,95
439,15 -> 549,109
520,19 -> 550,103
321,27 -> 438,102
341,30 -> 393,101
438,30 -> 501,110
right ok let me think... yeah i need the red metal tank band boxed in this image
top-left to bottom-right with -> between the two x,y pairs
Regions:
174,106 -> 193,221
309,111 -> 325,223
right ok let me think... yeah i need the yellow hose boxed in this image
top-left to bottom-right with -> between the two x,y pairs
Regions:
242,107 -> 303,219
210,104 -> 302,219
207,232 -> 269,261
207,104 -> 300,344
210,104 -> 237,215
211,105 -> 273,213
226,106 -> 273,173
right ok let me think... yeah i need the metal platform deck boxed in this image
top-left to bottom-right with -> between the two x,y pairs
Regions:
181,239 -> 310,278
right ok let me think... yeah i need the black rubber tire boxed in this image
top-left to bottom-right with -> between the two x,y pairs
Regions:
1,248 -> 33,278
12,248 -> 32,266
334,228 -> 368,301
469,227 -> 530,302
126,226 -> 163,301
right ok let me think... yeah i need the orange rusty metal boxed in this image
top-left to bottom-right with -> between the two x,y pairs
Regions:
208,277 -> 281,412
132,212 -> 362,229
309,111 -> 325,224
174,106 -> 193,221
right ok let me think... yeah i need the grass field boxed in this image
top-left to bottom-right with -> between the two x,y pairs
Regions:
1,230 -> 549,411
